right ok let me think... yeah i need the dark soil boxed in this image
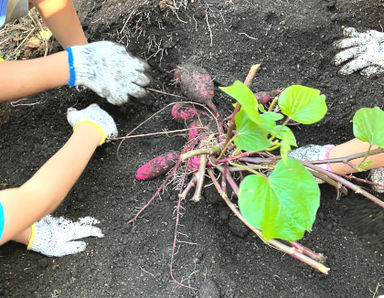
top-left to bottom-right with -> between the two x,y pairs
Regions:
1,0 -> 384,297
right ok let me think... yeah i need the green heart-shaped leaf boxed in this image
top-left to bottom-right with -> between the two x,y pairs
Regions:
239,158 -> 320,241
220,81 -> 263,125
278,85 -> 327,124
353,107 -> 384,148
234,109 -> 271,151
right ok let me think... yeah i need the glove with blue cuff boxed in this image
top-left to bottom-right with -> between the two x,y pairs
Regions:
66,41 -> 151,105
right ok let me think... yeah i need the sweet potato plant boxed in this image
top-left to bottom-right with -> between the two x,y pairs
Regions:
127,63 -> 384,281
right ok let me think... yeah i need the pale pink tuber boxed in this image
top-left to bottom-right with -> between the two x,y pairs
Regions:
171,103 -> 200,121
136,151 -> 180,180
254,89 -> 282,105
175,63 -> 218,117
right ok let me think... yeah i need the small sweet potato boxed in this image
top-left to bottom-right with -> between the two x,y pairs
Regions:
171,103 -> 200,121
254,89 -> 282,105
135,151 -> 180,180
175,63 -> 218,116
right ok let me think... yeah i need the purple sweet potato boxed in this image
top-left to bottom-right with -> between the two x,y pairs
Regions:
171,103 -> 200,121
254,89 -> 282,105
175,63 -> 218,117
188,121 -> 199,141
136,151 -> 180,180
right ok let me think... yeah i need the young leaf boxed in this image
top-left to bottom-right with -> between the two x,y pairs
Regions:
270,125 -> 297,145
353,107 -> 384,148
234,109 -> 271,151
261,112 -> 284,122
278,85 -> 327,124
238,158 -> 320,241
220,81 -> 263,125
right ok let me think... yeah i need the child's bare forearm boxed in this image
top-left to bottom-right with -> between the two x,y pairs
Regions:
0,124 -> 100,245
0,51 -> 69,102
31,0 -> 87,48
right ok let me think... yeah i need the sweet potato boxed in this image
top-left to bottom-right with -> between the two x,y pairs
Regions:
254,89 -> 282,105
135,151 -> 180,180
175,63 -> 218,116
171,103 -> 201,121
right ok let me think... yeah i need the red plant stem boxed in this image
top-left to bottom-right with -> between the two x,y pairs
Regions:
288,241 -> 326,261
238,157 -> 276,164
309,147 -> 384,166
208,169 -> 329,274
301,161 -> 384,209
210,151 -> 262,166
225,172 -> 239,195
341,173 -> 384,189
179,176 -> 197,200
128,158 -> 183,224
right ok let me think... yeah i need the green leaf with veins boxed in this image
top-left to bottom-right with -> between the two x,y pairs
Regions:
273,126 -> 297,161
220,81 -> 263,125
234,109 -> 271,151
239,158 -> 320,241
278,85 -> 327,124
270,125 -> 297,145
353,107 -> 384,148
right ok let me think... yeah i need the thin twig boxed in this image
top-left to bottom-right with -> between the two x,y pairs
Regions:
128,159 -> 183,224
301,161 -> 384,209
111,127 -> 207,141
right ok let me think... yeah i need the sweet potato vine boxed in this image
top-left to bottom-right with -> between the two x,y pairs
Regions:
117,63 -> 384,287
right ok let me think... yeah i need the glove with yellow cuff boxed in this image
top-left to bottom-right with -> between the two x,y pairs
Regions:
27,215 -> 104,257
66,103 -> 118,145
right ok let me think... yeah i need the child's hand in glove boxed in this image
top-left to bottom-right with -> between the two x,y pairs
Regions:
27,215 -> 103,257
67,103 -> 118,145
333,27 -> 384,77
66,41 -> 151,105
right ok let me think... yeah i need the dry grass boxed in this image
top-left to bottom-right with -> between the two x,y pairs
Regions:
0,8 -> 52,61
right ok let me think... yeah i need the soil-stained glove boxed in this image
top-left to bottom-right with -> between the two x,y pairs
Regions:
333,27 -> 384,76
369,167 -> 384,193
66,41 -> 150,105
27,215 -> 104,257
67,103 -> 118,145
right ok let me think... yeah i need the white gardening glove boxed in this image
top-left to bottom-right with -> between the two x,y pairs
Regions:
333,27 -> 384,77
67,103 -> 118,145
27,215 -> 104,257
66,41 -> 151,105
369,167 -> 384,193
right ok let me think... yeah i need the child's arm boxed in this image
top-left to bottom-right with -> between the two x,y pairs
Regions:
0,104 -> 117,246
0,41 -> 150,104
0,51 -> 69,101
30,0 -> 87,47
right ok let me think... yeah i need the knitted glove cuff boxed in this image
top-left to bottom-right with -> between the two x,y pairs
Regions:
73,120 -> 107,146
27,223 -> 53,256
319,144 -> 335,172
66,45 -> 94,87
